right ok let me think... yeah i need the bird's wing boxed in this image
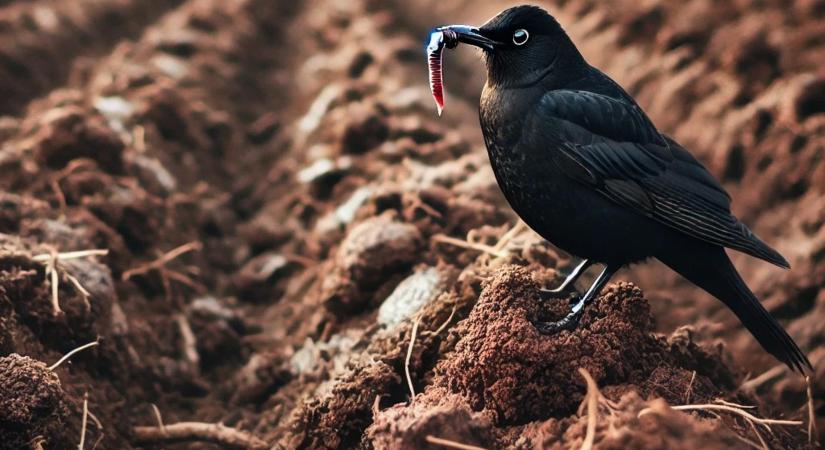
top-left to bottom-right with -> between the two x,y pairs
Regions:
529,89 -> 788,268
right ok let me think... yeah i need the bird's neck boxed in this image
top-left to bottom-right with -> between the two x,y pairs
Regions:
479,83 -> 543,156
485,39 -> 587,89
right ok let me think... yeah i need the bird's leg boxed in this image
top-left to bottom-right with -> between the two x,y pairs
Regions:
538,259 -> 591,301
532,264 -> 618,334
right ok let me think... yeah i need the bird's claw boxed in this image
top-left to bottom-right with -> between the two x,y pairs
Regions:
531,310 -> 584,335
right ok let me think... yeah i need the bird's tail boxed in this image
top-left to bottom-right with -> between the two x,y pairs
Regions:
658,243 -> 811,373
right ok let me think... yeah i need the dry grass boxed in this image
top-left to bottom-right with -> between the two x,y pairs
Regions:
404,315 -> 422,399
425,435 -> 487,450
578,368 -> 599,450
807,376 -> 818,446
432,220 -> 528,260
49,341 -> 99,371
78,393 -> 88,450
491,220 -> 527,253
151,403 -> 166,432
87,410 -> 104,450
175,314 -> 200,371
121,241 -> 205,299
741,365 -> 785,392
132,422 -> 268,449
432,234 -> 508,258
30,436 -> 46,450
48,159 -> 97,217
639,398 -> 803,449
431,305 -> 457,337
684,370 -> 696,404
32,248 -> 109,315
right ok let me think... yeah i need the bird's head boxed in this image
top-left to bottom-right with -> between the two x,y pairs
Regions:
438,5 -> 584,88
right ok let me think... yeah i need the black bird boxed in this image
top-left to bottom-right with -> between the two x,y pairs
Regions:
435,5 -> 811,372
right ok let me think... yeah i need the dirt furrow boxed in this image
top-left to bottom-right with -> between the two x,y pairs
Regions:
0,0 -> 304,447
0,0 -> 186,116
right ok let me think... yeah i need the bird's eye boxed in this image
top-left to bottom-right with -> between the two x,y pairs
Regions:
512,29 -> 529,46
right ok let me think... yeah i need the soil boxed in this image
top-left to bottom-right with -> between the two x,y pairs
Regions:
0,0 -> 822,449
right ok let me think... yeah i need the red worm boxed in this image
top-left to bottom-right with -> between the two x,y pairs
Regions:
427,31 -> 445,115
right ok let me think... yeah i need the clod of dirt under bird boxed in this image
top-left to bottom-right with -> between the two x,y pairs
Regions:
0,0 -> 822,449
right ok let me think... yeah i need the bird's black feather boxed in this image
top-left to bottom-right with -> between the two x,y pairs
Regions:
536,89 -> 789,269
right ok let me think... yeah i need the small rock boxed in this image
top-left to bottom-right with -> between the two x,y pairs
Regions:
297,156 -> 352,190
151,54 -> 189,80
93,96 -> 135,134
338,214 -> 422,286
322,214 -> 422,313
234,252 -> 290,294
315,186 -> 373,234
130,154 -> 178,195
377,267 -> 445,327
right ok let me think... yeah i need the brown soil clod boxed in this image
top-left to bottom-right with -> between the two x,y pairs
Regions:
0,354 -> 66,449
436,266 -> 690,424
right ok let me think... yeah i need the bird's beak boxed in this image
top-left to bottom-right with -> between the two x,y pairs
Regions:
438,25 -> 501,50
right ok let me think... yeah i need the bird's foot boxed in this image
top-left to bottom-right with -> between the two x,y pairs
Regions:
531,309 -> 584,335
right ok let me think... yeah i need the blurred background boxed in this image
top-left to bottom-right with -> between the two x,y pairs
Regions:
0,0 -> 822,448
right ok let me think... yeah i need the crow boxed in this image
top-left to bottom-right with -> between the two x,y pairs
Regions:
433,5 -> 811,372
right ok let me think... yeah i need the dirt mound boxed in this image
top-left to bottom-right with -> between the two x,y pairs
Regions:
0,354 -> 67,449
435,267 -> 727,423
364,266 -> 769,449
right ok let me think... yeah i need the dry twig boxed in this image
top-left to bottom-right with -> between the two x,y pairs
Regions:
133,125 -> 146,153
639,402 -> 802,428
87,411 -> 104,450
714,398 -> 756,409
405,315 -> 421,399
48,159 -> 97,217
175,314 -> 200,371
491,220 -> 527,253
32,248 -> 109,315
730,432 -> 766,450
425,435 -> 487,450
32,249 -> 110,262
662,404 -> 802,429
151,404 -> 166,432
746,417 -> 770,450
371,395 -> 382,418
132,422 -> 268,450
46,249 -> 60,314
431,234 -> 508,258
578,368 -> 599,450
638,399 -> 803,448
684,370 -> 696,404
122,241 -> 205,299
741,365 -> 785,391
49,341 -> 99,371
432,305 -> 457,337
807,376 -> 818,446
78,393 -> 88,450
30,436 -> 46,450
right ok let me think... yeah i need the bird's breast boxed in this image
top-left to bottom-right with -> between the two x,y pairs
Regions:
479,86 -> 589,247
479,85 -> 551,205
